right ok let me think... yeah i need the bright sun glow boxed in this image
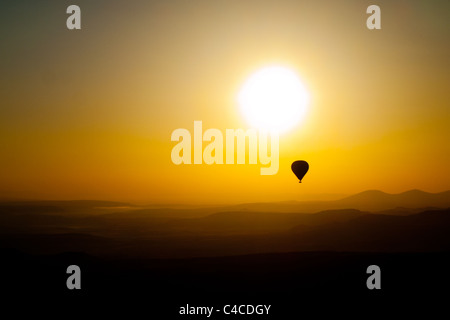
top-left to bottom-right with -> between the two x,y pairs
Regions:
238,66 -> 309,134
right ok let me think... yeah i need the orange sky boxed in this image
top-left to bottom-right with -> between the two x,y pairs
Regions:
1,0 -> 449,203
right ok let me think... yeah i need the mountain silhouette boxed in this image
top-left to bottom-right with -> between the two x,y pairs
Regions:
335,189 -> 450,211
227,189 -> 450,213
1,193 -> 450,306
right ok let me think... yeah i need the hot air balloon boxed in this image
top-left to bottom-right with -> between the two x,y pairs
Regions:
291,160 -> 309,183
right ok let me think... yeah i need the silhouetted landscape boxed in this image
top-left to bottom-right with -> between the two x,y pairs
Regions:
1,190 -> 450,316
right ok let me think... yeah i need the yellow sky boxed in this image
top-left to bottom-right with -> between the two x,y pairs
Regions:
0,0 -> 449,203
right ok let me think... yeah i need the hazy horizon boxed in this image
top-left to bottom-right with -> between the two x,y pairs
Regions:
1,188 -> 449,208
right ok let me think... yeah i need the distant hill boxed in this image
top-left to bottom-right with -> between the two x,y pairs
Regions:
1,190 -> 449,215
334,189 -> 450,211
0,200 -> 135,217
163,209 -> 366,235
227,190 -> 450,213
0,200 -> 133,208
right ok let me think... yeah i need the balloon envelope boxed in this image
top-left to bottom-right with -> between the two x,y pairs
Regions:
291,160 -> 309,182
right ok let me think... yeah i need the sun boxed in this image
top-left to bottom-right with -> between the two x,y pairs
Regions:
238,66 -> 309,134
